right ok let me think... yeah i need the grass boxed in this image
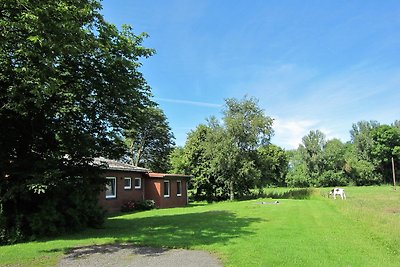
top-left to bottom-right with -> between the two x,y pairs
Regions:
1,185 -> 400,266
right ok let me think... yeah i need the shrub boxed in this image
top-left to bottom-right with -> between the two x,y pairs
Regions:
121,201 -> 136,212
121,200 -> 155,212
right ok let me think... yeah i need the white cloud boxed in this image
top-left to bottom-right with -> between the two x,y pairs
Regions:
272,118 -> 319,149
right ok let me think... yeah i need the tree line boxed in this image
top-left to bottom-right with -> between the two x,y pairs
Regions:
287,121 -> 400,187
169,100 -> 400,201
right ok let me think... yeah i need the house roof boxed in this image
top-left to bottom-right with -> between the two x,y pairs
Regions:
94,157 -> 192,178
94,157 -> 150,173
147,172 -> 192,179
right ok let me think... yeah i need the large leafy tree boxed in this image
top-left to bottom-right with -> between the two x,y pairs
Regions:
369,125 -> 400,183
184,117 -> 229,201
350,120 -> 380,161
124,106 -> 175,173
257,144 -> 289,187
298,130 -> 326,183
183,97 -> 274,201
319,139 -> 347,186
169,146 -> 187,175
0,0 -> 153,243
223,97 -> 274,199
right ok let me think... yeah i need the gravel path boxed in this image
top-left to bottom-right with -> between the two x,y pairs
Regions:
58,244 -> 222,267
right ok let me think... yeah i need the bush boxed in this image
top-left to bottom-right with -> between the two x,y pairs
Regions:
121,200 -> 155,212
0,170 -> 106,245
318,170 -> 348,187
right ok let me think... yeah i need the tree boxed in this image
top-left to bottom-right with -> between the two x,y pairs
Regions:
183,119 -> 227,201
0,0 -> 153,243
223,96 -> 274,199
298,130 -> 326,185
369,125 -> 400,183
350,120 -> 380,161
257,144 -> 289,187
286,149 -> 311,187
169,146 -> 187,175
319,139 -> 347,186
124,106 -> 175,172
183,97 -> 274,201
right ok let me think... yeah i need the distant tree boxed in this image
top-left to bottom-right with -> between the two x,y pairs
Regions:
183,97 -> 274,201
169,146 -> 187,175
298,130 -> 326,184
223,96 -> 274,199
286,149 -> 311,187
350,120 -> 380,161
344,148 -> 382,186
0,0 -> 153,243
124,106 -> 175,172
257,144 -> 289,187
369,125 -> 400,183
183,119 -> 226,201
318,139 -> 347,186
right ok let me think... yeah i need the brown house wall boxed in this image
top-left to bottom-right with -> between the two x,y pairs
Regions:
144,179 -> 162,208
98,170 -> 146,213
98,171 -> 190,212
157,178 -> 188,208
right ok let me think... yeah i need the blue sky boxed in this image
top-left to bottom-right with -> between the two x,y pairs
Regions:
101,0 -> 400,149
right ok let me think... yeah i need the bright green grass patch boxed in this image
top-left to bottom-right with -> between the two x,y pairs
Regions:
1,186 -> 400,266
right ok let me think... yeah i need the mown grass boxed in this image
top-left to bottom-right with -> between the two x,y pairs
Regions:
1,186 -> 400,266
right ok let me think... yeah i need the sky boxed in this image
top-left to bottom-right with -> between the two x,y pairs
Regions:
101,0 -> 400,150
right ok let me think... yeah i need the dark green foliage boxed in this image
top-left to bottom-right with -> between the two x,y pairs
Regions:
0,0 -> 153,243
180,97 -> 275,201
121,200 -> 155,212
369,125 -> 400,183
263,188 -> 315,200
257,144 -> 289,187
124,106 -> 175,173
287,121 -> 400,188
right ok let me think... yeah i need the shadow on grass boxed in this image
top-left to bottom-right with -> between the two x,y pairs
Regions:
42,210 -> 262,256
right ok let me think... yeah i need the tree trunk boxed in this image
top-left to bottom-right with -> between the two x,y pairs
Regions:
229,180 -> 234,200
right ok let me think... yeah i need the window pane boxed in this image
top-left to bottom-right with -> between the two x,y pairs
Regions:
177,181 -> 182,196
106,178 -> 116,198
124,178 -> 131,189
163,180 -> 170,197
135,178 -> 141,188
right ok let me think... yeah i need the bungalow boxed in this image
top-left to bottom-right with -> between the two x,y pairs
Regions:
95,157 -> 191,212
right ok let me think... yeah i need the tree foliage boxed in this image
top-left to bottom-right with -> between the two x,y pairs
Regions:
179,97 -> 276,201
124,105 -> 175,173
257,144 -> 288,187
0,0 -> 153,243
287,121 -> 400,187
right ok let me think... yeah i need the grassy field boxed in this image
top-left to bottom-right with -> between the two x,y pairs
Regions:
1,186 -> 400,266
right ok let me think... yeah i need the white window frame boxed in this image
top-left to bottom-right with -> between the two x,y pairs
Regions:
176,180 -> 182,197
105,177 -> 116,199
163,180 -> 170,198
124,177 -> 132,190
134,177 -> 142,189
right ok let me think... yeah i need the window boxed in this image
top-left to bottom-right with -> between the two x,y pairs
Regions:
163,180 -> 170,197
177,180 -> 182,196
124,177 -> 131,190
134,177 -> 141,189
105,177 -> 116,199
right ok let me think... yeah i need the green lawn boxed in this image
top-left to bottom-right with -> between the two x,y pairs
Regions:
1,186 -> 400,266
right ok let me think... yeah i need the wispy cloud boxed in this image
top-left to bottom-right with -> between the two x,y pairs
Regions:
272,118 -> 320,149
154,97 -> 222,108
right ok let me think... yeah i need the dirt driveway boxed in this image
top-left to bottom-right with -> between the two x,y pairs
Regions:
58,244 -> 222,267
